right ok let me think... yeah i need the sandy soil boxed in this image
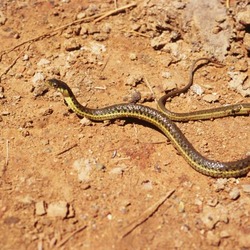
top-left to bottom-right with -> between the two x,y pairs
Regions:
0,0 -> 250,249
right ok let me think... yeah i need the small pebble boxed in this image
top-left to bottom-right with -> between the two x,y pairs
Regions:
190,84 -> 204,95
200,205 -> 229,230
178,201 -> 185,213
206,231 -> 220,246
80,25 -> 88,35
141,180 -> 153,190
151,33 -> 170,50
41,108 -> 53,116
229,187 -> 240,200
101,23 -> 111,34
23,54 -> 29,61
131,23 -> 141,31
163,81 -> 176,91
181,224 -> 190,232
14,32 -> 20,39
215,15 -> 226,23
47,201 -> 68,218
0,86 -> 4,98
220,230 -> 230,238
194,197 -> 203,206
32,72 -> 44,83
37,58 -> 50,67
107,214 -> 112,220
2,111 -> 10,116
15,73 -> 23,79
125,74 -> 143,87
95,162 -> 105,171
93,33 -> 108,41
228,71 -> 249,97
35,201 -> 46,216
81,183 -> 91,190
163,43 -> 179,57
76,12 -> 86,19
123,90 -> 141,103
213,178 -> 228,192
0,11 -> 7,25
161,71 -> 171,79
202,94 -> 219,103
119,201 -> 131,214
80,117 -> 92,126
73,158 -> 94,182
241,184 -> 250,193
109,167 -> 124,175
172,1 -> 186,9
67,204 -> 75,218
89,42 -> 106,55
236,6 -> 250,26
129,53 -> 137,61
207,198 -> 218,207
64,39 -> 81,52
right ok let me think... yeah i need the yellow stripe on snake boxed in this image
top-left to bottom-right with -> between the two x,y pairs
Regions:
46,59 -> 250,178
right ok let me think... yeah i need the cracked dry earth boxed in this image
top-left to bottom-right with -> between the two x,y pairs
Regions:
0,0 -> 250,249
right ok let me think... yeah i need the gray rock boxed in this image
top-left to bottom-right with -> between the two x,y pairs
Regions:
191,84 -> 204,95
47,201 -> 68,218
228,71 -> 250,97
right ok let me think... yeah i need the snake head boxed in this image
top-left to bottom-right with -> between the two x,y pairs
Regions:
47,78 -> 64,90
47,78 -> 71,97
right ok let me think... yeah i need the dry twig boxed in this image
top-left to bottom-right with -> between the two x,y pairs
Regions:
57,143 -> 78,156
0,2 -> 137,60
0,44 -> 30,82
56,225 -> 87,248
0,14 -> 99,61
144,76 -> 157,104
93,2 -> 137,24
120,189 -> 175,239
125,30 -> 151,38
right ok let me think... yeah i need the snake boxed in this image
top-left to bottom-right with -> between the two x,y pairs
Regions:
158,58 -> 250,121
46,74 -> 250,178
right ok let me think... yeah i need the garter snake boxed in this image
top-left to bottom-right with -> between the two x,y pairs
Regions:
47,78 -> 250,178
158,58 -> 250,121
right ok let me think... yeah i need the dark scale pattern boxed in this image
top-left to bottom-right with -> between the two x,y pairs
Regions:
94,103 -> 249,177
73,99 -> 250,177
104,104 -> 249,177
48,78 -> 250,178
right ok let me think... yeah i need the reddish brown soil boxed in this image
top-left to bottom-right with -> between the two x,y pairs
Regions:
0,1 -> 250,249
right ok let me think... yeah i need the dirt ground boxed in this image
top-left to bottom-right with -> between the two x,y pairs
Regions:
0,0 -> 250,249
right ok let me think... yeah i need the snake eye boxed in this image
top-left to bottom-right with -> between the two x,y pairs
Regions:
47,79 -> 59,89
52,82 -> 58,88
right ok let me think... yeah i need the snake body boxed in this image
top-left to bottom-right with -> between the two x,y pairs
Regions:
47,78 -> 250,178
158,58 -> 250,121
